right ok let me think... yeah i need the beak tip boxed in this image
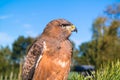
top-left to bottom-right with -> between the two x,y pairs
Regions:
75,29 -> 78,33
73,28 -> 78,33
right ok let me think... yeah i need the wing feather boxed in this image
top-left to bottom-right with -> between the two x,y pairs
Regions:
22,40 -> 43,80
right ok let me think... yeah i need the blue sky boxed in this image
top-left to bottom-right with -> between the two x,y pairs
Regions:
0,0 -> 119,48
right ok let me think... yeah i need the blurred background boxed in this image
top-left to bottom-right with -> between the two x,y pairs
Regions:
0,0 -> 120,80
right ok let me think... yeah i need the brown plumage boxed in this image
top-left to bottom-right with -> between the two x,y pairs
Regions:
22,19 -> 77,80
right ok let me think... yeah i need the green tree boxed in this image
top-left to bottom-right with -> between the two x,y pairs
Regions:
0,36 -> 34,77
0,46 -> 12,75
73,4 -> 120,69
11,36 -> 34,64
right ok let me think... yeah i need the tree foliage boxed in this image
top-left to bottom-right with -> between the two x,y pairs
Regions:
0,36 -> 34,76
0,46 -> 12,75
73,4 -> 120,68
12,36 -> 34,63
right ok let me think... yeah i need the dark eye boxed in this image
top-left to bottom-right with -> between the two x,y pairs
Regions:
59,24 -> 71,27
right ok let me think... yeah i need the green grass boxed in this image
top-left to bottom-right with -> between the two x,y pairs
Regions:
68,60 -> 120,80
0,60 -> 120,80
96,60 -> 120,80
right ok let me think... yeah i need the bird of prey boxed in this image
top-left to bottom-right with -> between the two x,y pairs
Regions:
22,19 -> 77,80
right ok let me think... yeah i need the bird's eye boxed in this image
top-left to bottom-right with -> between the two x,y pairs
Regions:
59,24 -> 71,27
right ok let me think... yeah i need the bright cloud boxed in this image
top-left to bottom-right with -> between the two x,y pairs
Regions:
0,32 -> 14,47
26,30 -> 38,37
23,24 -> 32,28
0,15 -> 12,19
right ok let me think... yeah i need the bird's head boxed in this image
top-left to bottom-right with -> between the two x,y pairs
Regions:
42,19 -> 77,40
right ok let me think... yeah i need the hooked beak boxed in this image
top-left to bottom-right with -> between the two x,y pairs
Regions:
72,27 -> 77,32
71,25 -> 77,33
